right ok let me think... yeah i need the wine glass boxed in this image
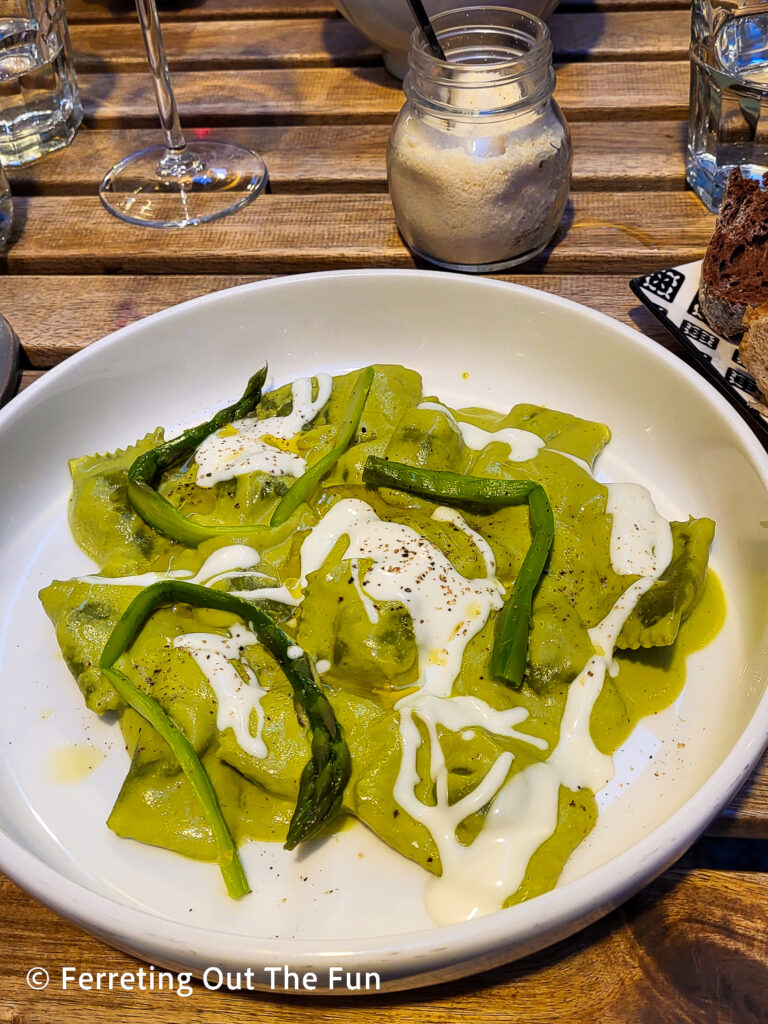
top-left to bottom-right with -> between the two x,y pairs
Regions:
99,0 -> 267,228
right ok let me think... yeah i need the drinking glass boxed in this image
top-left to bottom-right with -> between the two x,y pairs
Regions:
688,0 -> 768,211
99,0 -> 267,229
0,0 -> 82,166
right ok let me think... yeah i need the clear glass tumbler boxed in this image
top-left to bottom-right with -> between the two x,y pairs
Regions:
0,0 -> 82,166
688,0 -> 768,211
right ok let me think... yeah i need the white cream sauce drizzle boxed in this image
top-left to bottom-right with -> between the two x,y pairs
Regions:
81,546 -> 299,762
298,480 -> 674,924
606,482 -> 674,578
76,544 -> 257,588
299,499 -> 506,703
298,498 -> 552,917
194,374 -> 333,487
431,506 -> 497,576
77,544 -> 301,607
173,623 -> 268,759
418,399 -> 595,474
422,484 -> 674,923
418,400 -> 546,463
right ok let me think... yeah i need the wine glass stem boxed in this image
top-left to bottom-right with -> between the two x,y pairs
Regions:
134,0 -> 186,153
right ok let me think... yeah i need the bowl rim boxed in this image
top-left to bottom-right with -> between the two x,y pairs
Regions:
1,268 -> 766,989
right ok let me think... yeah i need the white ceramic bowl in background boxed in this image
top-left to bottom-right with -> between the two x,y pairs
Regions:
335,0 -> 561,77
0,270 -> 767,993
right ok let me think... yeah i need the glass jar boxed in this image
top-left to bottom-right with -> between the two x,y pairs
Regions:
387,6 -> 571,273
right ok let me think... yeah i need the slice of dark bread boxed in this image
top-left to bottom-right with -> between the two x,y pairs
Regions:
741,303 -> 768,400
699,168 -> 768,338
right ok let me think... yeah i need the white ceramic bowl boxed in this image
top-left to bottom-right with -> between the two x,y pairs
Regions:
335,0 -> 560,77
0,270 -> 767,993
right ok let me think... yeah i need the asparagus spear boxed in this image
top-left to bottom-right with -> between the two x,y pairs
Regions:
270,366 -> 374,527
127,367 -> 269,546
100,580 -> 351,894
129,366 -> 374,544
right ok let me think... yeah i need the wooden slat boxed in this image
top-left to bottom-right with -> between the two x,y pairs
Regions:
558,0 -> 691,7
65,0 -> 339,21
4,276 -> 268,366
710,763 -> 768,839
550,10 -> 688,60
4,121 -> 688,196
67,12 -> 689,72
64,0 -> 693,23
17,369 -> 44,391
73,62 -> 690,127
0,192 -> 714,276
70,18 -> 379,72
0,867 -> 765,1020
5,126 -> 389,195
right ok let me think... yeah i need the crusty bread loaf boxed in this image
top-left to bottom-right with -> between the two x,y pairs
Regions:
699,169 -> 768,339
741,303 -> 768,400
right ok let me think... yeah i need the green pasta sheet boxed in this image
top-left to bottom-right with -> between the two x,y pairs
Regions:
616,516 -> 715,650
503,787 -> 598,907
502,404 -> 611,467
38,530 -> 296,715
455,442 -> 716,655
109,712 -> 295,857
337,641 -> 584,879
66,366 -> 423,578
322,365 -> 424,487
592,570 -> 727,756
425,401 -> 612,468
69,430 -> 180,576
40,580 -> 137,715
385,407 -> 472,475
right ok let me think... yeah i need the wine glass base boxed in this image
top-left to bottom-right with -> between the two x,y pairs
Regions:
99,140 -> 268,228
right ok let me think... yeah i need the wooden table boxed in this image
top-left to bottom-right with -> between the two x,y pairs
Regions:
2,1 -> 767,1021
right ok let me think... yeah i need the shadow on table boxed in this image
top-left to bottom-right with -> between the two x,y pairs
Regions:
320,21 -> 404,95
551,7 -> 607,65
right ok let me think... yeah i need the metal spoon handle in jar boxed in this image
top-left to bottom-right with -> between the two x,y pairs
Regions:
405,0 -> 447,61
